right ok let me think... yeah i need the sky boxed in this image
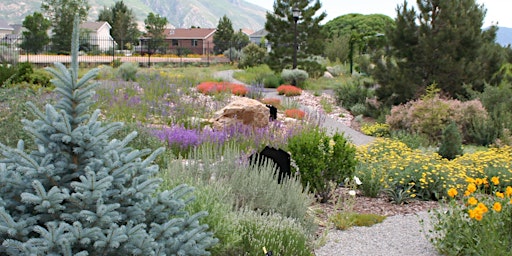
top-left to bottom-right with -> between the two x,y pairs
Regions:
245,0 -> 512,28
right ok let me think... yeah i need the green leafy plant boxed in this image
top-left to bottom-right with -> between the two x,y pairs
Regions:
281,69 -> 309,87
330,212 -> 386,230
287,128 -> 357,203
383,183 -> 415,204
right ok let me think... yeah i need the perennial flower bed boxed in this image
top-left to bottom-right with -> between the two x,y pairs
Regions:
277,84 -> 302,96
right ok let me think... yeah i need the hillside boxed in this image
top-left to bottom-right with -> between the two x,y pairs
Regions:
0,0 -> 267,31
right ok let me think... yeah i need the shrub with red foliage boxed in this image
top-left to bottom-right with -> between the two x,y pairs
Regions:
285,108 -> 306,120
277,84 -> 302,96
196,81 -> 248,96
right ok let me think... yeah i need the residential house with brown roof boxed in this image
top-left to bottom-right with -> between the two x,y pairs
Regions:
80,21 -> 116,52
164,28 -> 216,55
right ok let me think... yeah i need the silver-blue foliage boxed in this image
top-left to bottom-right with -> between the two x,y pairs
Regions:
0,18 -> 217,255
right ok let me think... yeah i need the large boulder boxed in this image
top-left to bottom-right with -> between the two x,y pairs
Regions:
212,97 -> 270,129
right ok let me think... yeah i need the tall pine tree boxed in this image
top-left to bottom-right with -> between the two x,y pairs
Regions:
373,0 -> 504,105
265,0 -> 326,74
0,18 -> 217,255
213,15 -> 235,54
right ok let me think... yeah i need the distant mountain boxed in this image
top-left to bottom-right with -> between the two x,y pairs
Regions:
496,27 -> 512,46
0,0 -> 267,31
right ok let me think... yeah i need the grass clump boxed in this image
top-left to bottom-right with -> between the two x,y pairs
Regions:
330,212 -> 386,230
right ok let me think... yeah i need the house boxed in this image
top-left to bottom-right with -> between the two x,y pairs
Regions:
79,21 -> 117,52
163,28 -> 216,55
0,19 -> 14,39
250,28 -> 271,52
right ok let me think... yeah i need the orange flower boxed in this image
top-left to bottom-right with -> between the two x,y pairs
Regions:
474,213 -> 483,221
491,176 -> 500,185
506,186 -> 512,197
496,192 -> 504,199
447,188 -> 458,198
476,203 -> 488,214
493,202 -> 502,212
276,85 -> 302,96
468,197 -> 478,205
284,109 -> 306,120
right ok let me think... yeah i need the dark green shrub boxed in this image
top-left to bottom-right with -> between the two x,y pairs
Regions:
263,73 -> 282,88
0,64 -> 16,87
29,68 -> 52,87
287,128 -> 357,203
438,121 -> 463,160
12,62 -> 34,84
281,69 -> 309,87
335,77 -> 373,109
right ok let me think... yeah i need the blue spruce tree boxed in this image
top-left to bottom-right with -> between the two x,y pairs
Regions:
0,18 -> 217,255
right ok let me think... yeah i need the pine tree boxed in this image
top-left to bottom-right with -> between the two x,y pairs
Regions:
265,0 -> 326,73
98,0 -> 140,50
373,0 -> 504,105
213,15 -> 235,54
0,18 -> 217,255
438,121 -> 463,160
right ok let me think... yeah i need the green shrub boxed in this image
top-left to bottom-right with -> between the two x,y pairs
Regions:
117,61 -> 138,81
301,58 -> 326,78
238,43 -> 267,68
263,73 -> 282,88
335,77 -> 373,110
29,68 -> 52,87
281,68 -> 309,87
0,64 -> 16,87
438,121 -> 463,160
390,130 -> 430,149
350,103 -> 367,116
287,128 -> 357,203
236,210 -> 313,256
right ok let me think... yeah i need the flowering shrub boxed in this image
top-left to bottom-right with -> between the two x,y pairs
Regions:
277,84 -> 302,96
430,178 -> 512,255
360,123 -> 390,137
197,81 -> 248,96
285,109 -> 306,120
386,95 -> 487,143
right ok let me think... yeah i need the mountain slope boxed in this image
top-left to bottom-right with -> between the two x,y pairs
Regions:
0,0 -> 267,31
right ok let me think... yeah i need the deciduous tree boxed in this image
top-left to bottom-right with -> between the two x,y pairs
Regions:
20,12 -> 51,54
41,0 -> 89,53
144,12 -> 168,53
98,0 -> 140,50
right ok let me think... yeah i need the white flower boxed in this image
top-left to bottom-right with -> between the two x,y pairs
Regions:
354,176 -> 362,185
349,190 -> 356,196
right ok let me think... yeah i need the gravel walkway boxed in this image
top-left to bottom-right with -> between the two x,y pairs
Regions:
214,70 -> 441,256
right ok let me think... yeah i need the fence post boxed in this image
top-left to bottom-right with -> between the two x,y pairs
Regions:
112,38 -> 115,63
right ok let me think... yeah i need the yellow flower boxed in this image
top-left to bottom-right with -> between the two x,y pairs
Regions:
468,197 -> 478,205
477,203 -> 488,213
467,183 -> 477,193
475,213 -> 483,221
493,202 -> 502,212
447,188 -> 458,198
468,209 -> 476,219
506,186 -> 512,197
475,178 -> 483,186
496,192 -> 504,199
491,176 -> 500,185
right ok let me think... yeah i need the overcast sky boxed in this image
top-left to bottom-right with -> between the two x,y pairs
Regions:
245,0 -> 512,28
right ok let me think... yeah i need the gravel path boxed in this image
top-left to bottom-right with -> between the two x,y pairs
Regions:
214,70 -> 441,256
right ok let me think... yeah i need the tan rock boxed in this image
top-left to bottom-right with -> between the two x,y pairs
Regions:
212,97 -> 270,129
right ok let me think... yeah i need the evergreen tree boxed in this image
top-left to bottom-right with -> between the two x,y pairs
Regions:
41,0 -> 89,53
213,15 -> 235,54
373,0 -> 504,105
438,121 -> 463,160
232,29 -> 250,51
20,12 -> 52,54
98,0 -> 140,50
264,0 -> 326,73
0,18 -> 217,255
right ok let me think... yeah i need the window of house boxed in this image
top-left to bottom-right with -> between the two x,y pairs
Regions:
192,39 -> 198,47
172,39 -> 179,46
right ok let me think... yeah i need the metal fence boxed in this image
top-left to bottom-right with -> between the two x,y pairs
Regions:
0,37 -> 230,67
